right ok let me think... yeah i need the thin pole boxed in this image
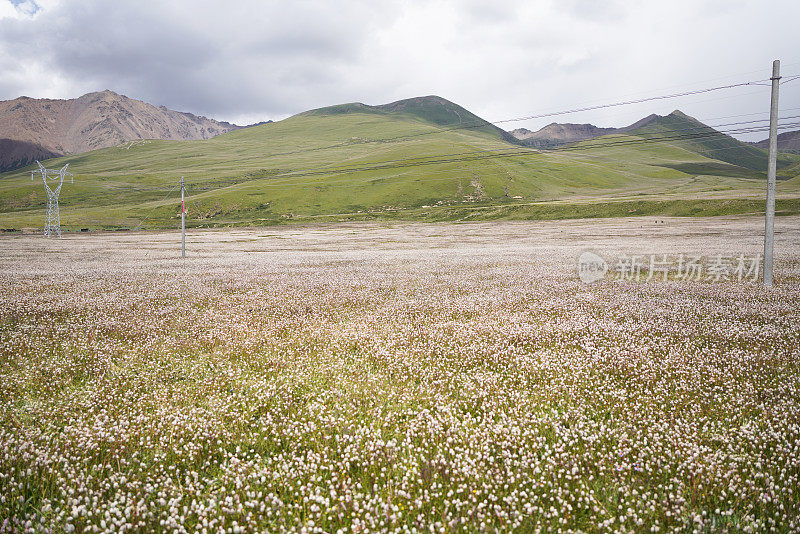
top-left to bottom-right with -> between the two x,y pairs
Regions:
763,60 -> 780,288
181,176 -> 185,258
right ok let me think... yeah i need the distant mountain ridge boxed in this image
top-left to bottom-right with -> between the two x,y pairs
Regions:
510,123 -> 616,148
509,111 -> 715,146
754,130 -> 800,154
0,90 -> 241,172
509,113 -> 676,147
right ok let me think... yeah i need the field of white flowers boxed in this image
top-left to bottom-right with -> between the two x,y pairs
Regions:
1,217 -> 799,533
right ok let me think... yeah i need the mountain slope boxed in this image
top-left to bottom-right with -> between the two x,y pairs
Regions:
622,110 -> 770,172
0,139 -> 59,172
755,130 -> 800,154
0,90 -> 240,172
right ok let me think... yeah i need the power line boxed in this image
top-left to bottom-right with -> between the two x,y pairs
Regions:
131,181 -> 181,230
557,117 -> 800,147
535,123 -> 800,156
552,88 -> 777,127
493,80 -> 770,123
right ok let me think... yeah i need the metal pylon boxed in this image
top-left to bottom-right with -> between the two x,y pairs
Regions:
32,161 -> 73,237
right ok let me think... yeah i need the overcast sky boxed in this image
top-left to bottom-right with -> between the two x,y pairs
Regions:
1,0 -> 798,140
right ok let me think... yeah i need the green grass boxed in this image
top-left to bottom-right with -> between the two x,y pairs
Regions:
1,98 -> 799,230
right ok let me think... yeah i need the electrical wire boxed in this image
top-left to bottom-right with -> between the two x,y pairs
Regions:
494,80 -> 769,123
131,181 -> 181,230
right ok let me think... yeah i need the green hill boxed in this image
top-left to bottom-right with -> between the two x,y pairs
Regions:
301,95 -> 520,144
618,110 -> 773,172
1,96 -> 799,230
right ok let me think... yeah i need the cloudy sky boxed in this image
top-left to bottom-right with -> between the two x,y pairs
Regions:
1,0 -> 798,139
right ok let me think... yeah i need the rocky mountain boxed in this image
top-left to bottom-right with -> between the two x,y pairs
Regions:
509,112 -> 709,148
510,123 -> 616,148
0,138 -> 60,172
0,90 -> 240,172
754,130 -> 800,154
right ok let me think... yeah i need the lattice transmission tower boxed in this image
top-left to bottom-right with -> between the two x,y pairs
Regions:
32,161 -> 73,237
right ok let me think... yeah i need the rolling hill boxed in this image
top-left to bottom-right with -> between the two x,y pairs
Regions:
0,90 -> 240,172
1,95 -> 799,231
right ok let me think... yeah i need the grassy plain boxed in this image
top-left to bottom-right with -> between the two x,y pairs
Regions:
1,217 -> 799,532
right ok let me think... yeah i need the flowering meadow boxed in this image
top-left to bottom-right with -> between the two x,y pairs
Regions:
1,218 -> 799,533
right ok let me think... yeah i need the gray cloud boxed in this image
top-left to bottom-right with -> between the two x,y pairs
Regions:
0,0 -> 798,139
